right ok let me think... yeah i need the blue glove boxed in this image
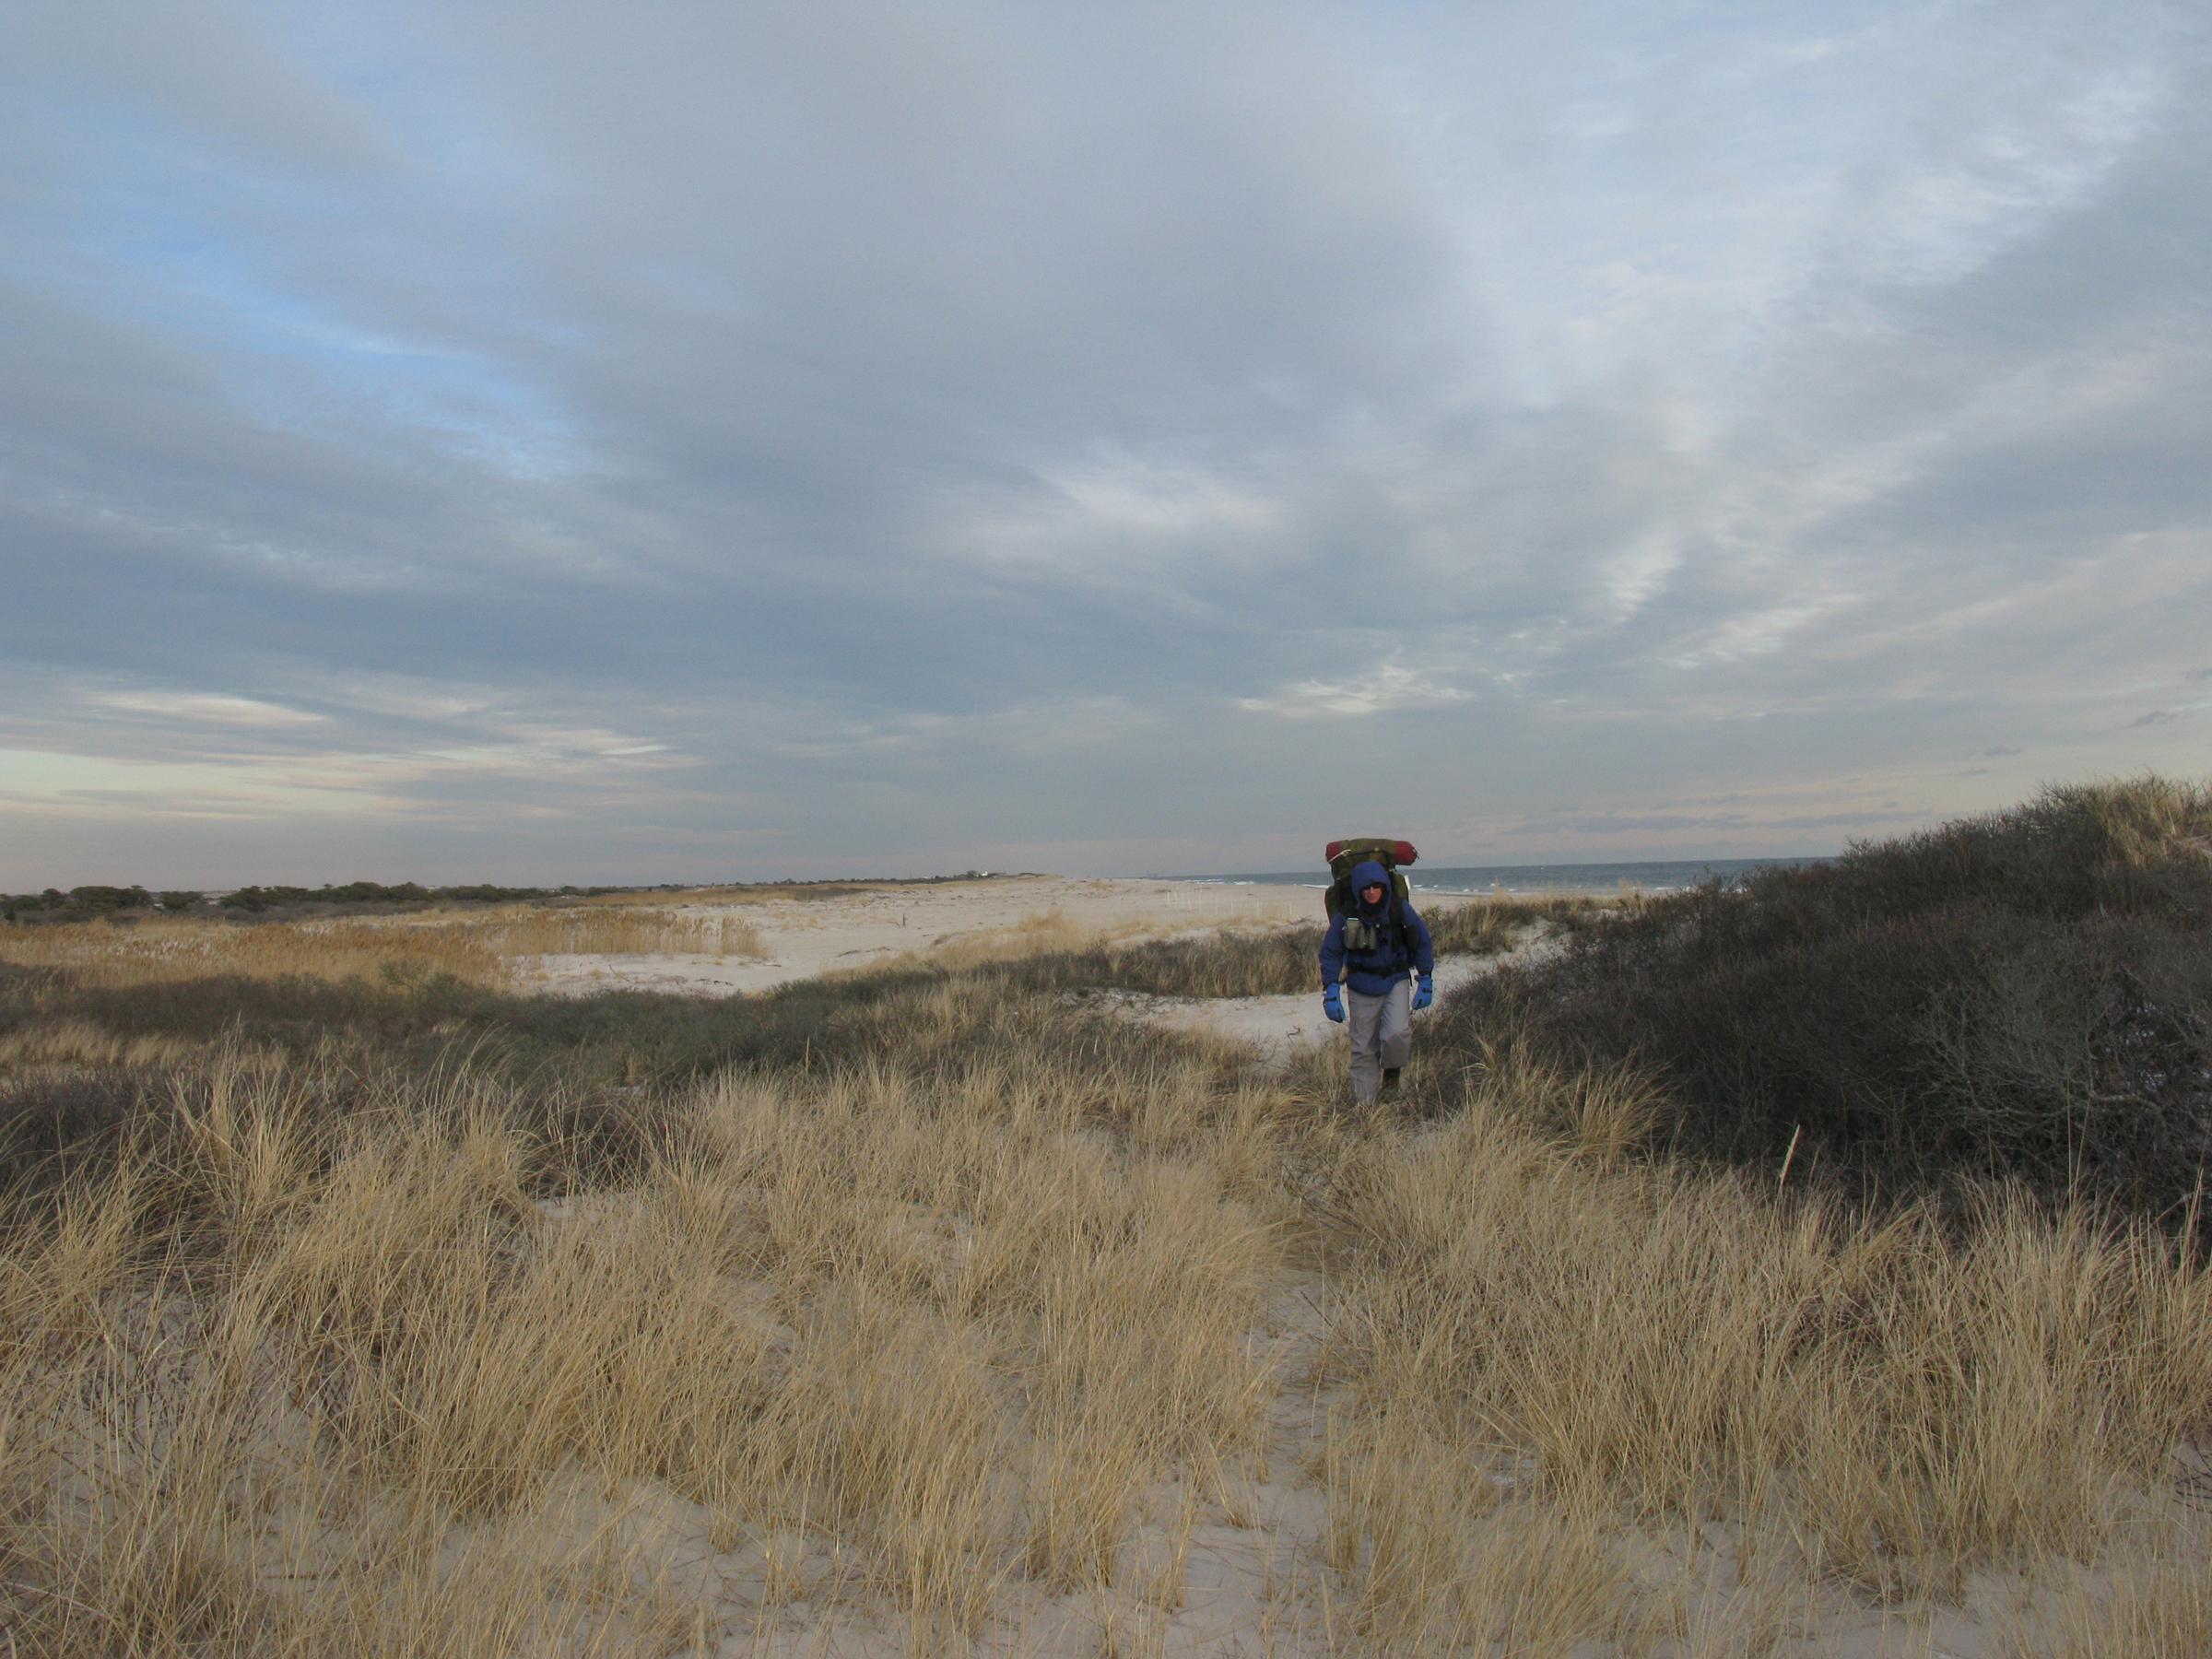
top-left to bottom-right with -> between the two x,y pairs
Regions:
1322,984 -> 1346,1024
1411,975 -> 1434,1013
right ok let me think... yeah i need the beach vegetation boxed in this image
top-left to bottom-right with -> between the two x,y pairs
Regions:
0,904 -> 765,997
0,783 -> 2206,1650
1434,775 -> 2212,1215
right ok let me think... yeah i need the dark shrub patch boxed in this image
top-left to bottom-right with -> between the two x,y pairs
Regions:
1433,779 -> 2212,1213
66,886 -> 152,914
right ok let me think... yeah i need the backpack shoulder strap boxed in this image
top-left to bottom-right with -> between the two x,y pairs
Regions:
1392,895 -> 1418,961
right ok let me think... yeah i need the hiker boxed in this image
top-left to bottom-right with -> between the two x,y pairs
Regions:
1320,860 -> 1436,1105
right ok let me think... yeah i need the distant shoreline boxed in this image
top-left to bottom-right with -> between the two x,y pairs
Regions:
1155,854 -> 1833,898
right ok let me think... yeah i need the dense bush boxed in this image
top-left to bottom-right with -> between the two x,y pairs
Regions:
1432,778 -> 2212,1213
216,879 -> 622,913
68,885 -> 150,913
0,887 -> 155,922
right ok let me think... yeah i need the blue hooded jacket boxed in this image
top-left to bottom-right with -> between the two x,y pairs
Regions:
1320,859 -> 1435,996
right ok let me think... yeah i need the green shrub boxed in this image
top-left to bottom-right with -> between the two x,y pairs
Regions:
1432,778 -> 2212,1214
209,879 -> 630,916
65,886 -> 150,914
0,888 -> 162,921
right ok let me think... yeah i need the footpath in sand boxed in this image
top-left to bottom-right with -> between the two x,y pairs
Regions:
1080,938 -> 1565,1064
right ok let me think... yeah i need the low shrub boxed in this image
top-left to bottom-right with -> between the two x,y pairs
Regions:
1434,778 -> 2212,1213
211,880 -> 627,916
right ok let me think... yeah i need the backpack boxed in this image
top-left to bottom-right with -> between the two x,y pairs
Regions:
1323,838 -> 1418,921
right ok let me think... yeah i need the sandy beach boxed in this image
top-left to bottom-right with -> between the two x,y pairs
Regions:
525,877 -> 1327,998
523,876 -> 1534,1063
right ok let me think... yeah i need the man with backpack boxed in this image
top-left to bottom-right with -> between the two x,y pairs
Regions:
1320,859 -> 1436,1105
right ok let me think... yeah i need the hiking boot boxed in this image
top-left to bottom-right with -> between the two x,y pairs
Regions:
1380,1067 -> 1402,1100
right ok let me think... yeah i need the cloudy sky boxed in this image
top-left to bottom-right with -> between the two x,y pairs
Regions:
4,1 -> 2206,886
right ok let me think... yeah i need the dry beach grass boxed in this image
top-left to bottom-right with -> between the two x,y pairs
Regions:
0,901 -> 764,992
2,785 -> 2210,1654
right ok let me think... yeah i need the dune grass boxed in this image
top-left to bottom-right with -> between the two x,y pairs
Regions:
1421,892 -> 1608,958
470,904 -> 765,962
4,784 -> 2210,1652
0,903 -> 764,993
0,1001 -> 1300,1653
1315,1052 -> 2212,1633
0,991 -> 2206,1649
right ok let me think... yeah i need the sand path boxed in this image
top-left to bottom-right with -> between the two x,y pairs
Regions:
1085,929 -> 1567,1063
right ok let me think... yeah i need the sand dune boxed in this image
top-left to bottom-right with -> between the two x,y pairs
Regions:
525,877 -> 1335,998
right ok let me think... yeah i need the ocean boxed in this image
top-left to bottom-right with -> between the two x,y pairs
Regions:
1167,855 -> 1831,899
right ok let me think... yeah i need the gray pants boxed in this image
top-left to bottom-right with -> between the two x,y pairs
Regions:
1346,979 -> 1412,1105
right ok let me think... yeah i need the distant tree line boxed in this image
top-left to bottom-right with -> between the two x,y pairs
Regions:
747,870 -> 1041,887
0,886 -> 177,922
0,881 -> 634,923
2,870 -> 1041,924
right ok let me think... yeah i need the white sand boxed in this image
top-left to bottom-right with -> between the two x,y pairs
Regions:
524,877 -> 1324,1000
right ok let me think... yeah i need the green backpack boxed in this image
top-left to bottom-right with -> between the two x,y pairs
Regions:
1323,838 -> 1418,920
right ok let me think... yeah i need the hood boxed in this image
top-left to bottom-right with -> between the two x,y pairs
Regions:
1349,860 -> 1391,913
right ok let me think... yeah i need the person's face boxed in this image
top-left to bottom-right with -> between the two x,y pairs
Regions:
1360,882 -> 1385,905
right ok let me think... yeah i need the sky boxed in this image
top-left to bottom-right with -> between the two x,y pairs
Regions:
3,1 -> 2207,886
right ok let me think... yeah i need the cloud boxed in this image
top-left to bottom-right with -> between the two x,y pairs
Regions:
2129,709 -> 2184,727
88,692 -> 326,728
1237,664 -> 1476,720
4,0 -> 2209,882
